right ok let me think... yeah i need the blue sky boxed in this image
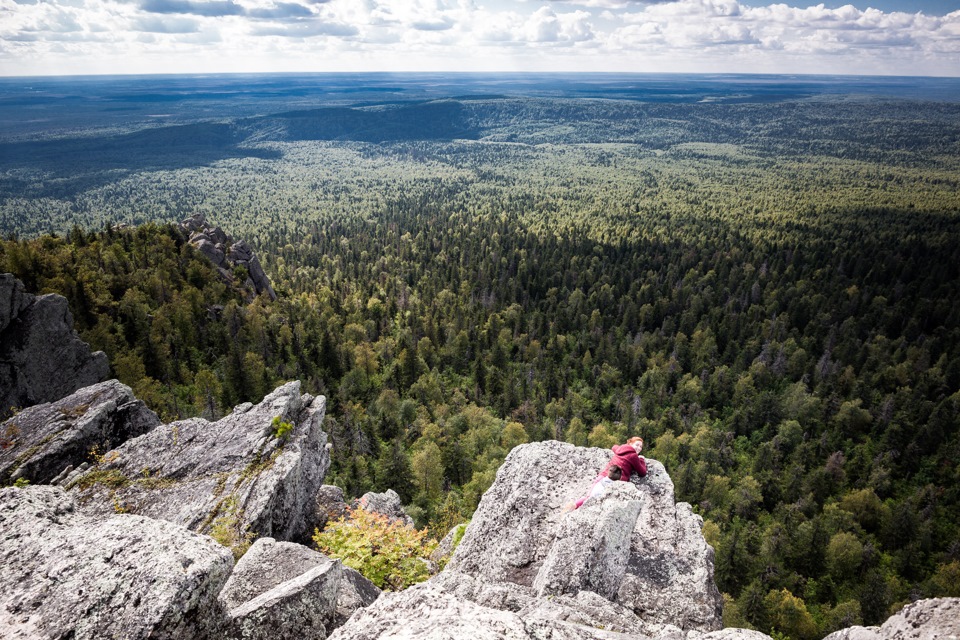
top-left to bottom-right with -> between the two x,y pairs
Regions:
1,0 -> 958,77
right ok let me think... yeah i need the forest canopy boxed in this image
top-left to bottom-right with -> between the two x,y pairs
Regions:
1,79 -> 959,640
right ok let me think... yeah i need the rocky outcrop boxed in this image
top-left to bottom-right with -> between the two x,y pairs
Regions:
180,214 -> 276,300
0,485 -> 234,639
448,441 -> 723,631
0,379 -> 159,485
0,273 -> 29,334
822,597 -> 960,640
314,484 -> 350,531
0,273 -> 109,417
332,440 -> 723,640
219,537 -> 380,639
68,381 -> 328,545
357,488 -> 414,527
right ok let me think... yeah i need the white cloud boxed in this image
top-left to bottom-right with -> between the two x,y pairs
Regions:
0,0 -> 957,75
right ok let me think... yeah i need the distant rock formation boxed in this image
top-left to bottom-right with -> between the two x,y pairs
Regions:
180,213 -> 276,300
67,381 -> 328,544
0,273 -> 109,417
0,485 -> 234,639
331,440 -> 723,640
0,379 -> 159,485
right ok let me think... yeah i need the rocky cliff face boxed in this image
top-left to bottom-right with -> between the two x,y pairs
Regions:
67,380 -> 328,544
0,273 -> 109,417
180,213 -> 277,301
0,379 -> 159,485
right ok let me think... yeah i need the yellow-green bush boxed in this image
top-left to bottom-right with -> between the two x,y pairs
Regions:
314,507 -> 437,591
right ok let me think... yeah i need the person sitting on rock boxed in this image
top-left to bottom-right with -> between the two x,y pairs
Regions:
567,464 -> 622,511
604,436 -> 647,482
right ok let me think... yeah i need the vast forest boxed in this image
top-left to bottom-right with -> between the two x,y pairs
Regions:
1,74 -> 959,640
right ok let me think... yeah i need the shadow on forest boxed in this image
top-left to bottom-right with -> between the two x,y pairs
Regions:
0,122 -> 281,199
244,100 -> 480,143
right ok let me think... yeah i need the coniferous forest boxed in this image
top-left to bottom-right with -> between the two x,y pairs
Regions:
1,74 -> 959,639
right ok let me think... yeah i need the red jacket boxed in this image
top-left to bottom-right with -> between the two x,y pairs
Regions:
605,444 -> 647,481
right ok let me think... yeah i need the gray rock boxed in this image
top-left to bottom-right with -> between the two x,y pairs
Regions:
218,537 -> 380,639
195,239 -> 226,267
315,484 -> 349,532
228,240 -> 254,263
532,481 -> 643,601
220,537 -> 336,611
429,522 -> 469,566
334,565 -> 382,629
0,379 -> 160,485
0,272 -> 29,334
181,212 -> 208,233
823,598 -> 960,640
208,226 -> 231,246
0,277 -> 110,416
0,485 -> 233,640
228,563 -> 340,640
333,440 -> 723,639
244,253 -> 278,302
220,538 -> 343,640
446,440 -> 723,632
694,630 -> 774,640
357,488 -> 414,527
327,581 -> 642,640
821,628 -> 882,640
68,381 -> 329,547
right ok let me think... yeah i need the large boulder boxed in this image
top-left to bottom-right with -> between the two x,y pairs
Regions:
218,537 -> 380,639
332,440 -> 723,639
0,379 -> 160,485
68,381 -> 328,546
357,488 -> 414,527
823,597 -> 960,640
0,273 -> 109,417
0,485 -> 234,639
447,441 -> 723,632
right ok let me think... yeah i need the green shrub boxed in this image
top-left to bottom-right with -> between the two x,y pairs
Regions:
314,507 -> 437,591
271,416 -> 294,440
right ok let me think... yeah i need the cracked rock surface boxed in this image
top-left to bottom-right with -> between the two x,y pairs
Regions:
0,485 -> 233,640
69,381 -> 328,544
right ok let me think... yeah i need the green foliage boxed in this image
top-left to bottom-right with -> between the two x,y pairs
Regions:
12,477 -> 29,488
271,416 -> 294,440
313,508 -> 437,591
2,95 -> 959,615
68,469 -> 129,491
207,495 -> 254,560
764,588 -> 818,640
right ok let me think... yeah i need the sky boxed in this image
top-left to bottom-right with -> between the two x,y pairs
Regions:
1,0 -> 958,77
